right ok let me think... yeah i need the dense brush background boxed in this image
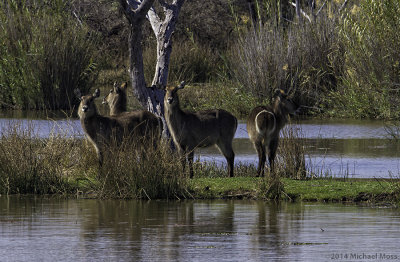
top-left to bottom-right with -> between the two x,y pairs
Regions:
0,0 -> 399,119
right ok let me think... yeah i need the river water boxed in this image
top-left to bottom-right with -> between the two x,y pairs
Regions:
0,196 -> 399,262
1,115 -> 399,261
2,116 -> 397,178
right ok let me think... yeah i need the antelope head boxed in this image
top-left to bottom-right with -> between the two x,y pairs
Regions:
102,82 -> 127,106
164,81 -> 186,106
274,89 -> 300,116
76,89 -> 101,118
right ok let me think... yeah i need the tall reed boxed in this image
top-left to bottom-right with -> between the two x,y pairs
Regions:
0,0 -> 99,110
0,121 -> 79,194
95,138 -> 188,199
330,0 -> 400,119
228,11 -> 344,113
0,120 -> 188,199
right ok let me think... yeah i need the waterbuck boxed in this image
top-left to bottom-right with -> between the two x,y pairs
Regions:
76,88 -> 161,166
163,81 -> 238,178
102,82 -> 162,146
102,82 -> 128,116
247,89 -> 299,177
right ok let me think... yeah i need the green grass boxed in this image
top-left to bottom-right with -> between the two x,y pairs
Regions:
188,177 -> 259,199
189,177 -> 400,203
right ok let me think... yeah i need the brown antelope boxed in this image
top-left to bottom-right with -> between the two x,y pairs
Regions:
102,82 -> 128,116
102,82 -> 162,147
76,88 -> 161,166
163,81 -> 238,178
247,89 -> 299,177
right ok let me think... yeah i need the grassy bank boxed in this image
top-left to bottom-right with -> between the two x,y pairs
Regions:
189,177 -> 400,204
0,120 -> 398,204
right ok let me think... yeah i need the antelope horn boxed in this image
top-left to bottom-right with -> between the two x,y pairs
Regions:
93,89 -> 100,98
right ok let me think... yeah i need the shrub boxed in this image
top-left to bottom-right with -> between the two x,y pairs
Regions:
228,12 -> 344,112
329,0 -> 400,119
143,41 -> 223,84
0,0 -> 99,110
94,139 -> 188,199
0,121 -> 78,194
277,123 -> 307,180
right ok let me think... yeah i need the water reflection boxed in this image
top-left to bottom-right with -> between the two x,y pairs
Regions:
1,196 -> 399,261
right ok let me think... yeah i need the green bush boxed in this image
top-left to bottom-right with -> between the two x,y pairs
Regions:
0,0 -> 99,110
329,0 -> 400,119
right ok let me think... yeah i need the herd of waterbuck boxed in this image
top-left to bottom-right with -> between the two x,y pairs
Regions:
75,82 -> 299,178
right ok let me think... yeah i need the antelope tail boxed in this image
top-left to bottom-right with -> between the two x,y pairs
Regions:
255,110 -> 276,135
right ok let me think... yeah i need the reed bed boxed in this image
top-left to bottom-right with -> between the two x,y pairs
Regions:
0,120 -> 188,199
96,138 -> 188,199
0,121 -> 79,194
0,117 -> 308,200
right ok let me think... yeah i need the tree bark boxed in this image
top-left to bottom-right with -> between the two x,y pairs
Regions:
148,0 -> 185,88
119,0 -> 185,111
118,0 -> 185,137
118,0 -> 162,113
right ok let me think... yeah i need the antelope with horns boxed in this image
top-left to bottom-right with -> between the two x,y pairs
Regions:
247,89 -> 300,177
163,81 -> 238,178
75,88 -> 161,166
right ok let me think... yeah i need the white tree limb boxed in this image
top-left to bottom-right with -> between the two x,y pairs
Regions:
290,2 -> 312,23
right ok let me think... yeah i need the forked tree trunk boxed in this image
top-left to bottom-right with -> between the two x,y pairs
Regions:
118,0 -> 185,123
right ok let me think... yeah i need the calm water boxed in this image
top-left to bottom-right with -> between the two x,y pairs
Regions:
0,196 -> 399,262
0,116 -> 399,178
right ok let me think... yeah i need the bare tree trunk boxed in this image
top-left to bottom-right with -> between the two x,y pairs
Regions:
148,0 -> 185,88
118,0 -> 185,137
147,0 -> 185,137
118,0 -> 162,114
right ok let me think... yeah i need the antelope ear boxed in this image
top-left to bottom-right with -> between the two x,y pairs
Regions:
93,89 -> 100,98
274,89 -> 286,97
113,82 -> 119,93
177,81 -> 186,90
74,89 -> 82,100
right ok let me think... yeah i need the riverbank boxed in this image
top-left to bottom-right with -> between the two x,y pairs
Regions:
0,118 -> 399,204
188,177 -> 400,204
